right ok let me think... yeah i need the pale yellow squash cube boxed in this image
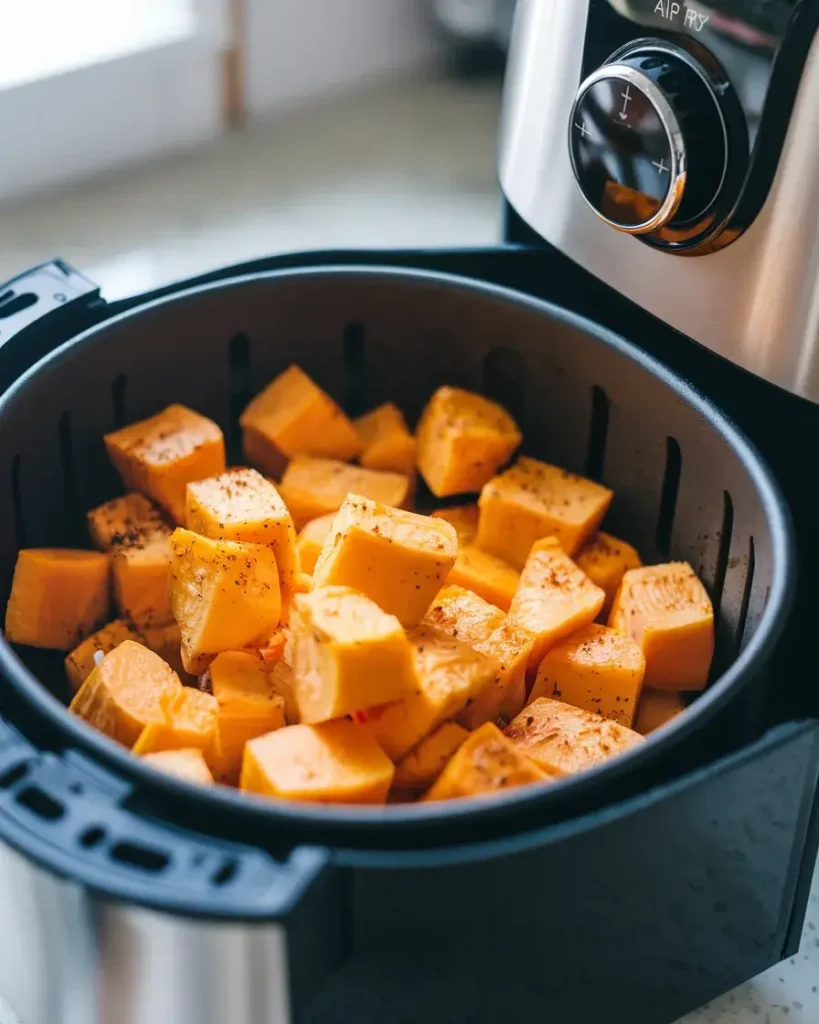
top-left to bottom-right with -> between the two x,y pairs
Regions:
358,626 -> 498,761
133,687 -> 219,756
392,722 -> 469,790
448,545 -> 520,611
240,720 -> 394,804
87,492 -> 169,549
142,749 -> 214,785
608,562 -> 714,691
296,513 -> 336,574
477,456 -> 613,566
104,404 -> 225,524
139,621 -> 193,683
423,723 -> 549,802
5,549 -> 111,650
312,496 -> 457,627
507,537 -> 605,673
240,364 -> 362,475
505,697 -> 644,776
65,619 -> 143,692
634,689 -> 686,735
278,457 -> 411,529
290,586 -> 418,723
354,402 -> 416,476
423,584 -> 505,647
169,529 -> 282,673
430,504 -> 479,545
528,623 -> 645,728
416,386 -> 522,497
458,621 -> 534,729
576,531 -> 642,619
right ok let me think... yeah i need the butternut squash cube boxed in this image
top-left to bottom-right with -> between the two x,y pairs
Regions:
416,386 -> 522,497
458,621 -> 534,729
169,529 -> 282,673
354,402 -> 416,476
290,586 -> 418,723
296,513 -> 336,574
608,562 -> 714,691
142,749 -> 214,785
634,689 -> 686,735
448,545 -> 520,611
576,531 -> 642,618
87,492 -> 169,550
358,626 -> 498,760
507,537 -> 605,673
5,548 -> 110,650
133,686 -> 219,755
423,584 -> 505,647
431,504 -> 479,545
312,496 -> 457,628
240,720 -> 394,804
423,723 -> 549,802
186,468 -> 300,596
207,651 -> 287,782
278,457 -> 411,529
240,364 -> 362,475
528,623 -> 645,728
477,456 -> 613,566
104,404 -> 225,524
139,622 -> 192,683
505,697 -> 644,776
65,619 -> 142,692
393,722 -> 469,790
69,640 -> 181,748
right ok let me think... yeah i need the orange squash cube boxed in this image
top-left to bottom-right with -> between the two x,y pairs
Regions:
139,621 -> 194,683
278,457 -> 411,529
87,492 -> 169,550
431,504 -> 479,545
354,402 -> 416,476
295,513 -> 336,574
634,689 -> 686,734
505,697 -> 644,776
169,529 -> 282,673
240,364 -> 362,475
312,496 -> 457,628
392,722 -> 470,790
240,720 -> 394,804
104,404 -> 225,524
416,386 -> 522,498
358,626 -> 498,760
448,545 -> 520,611
458,621 -> 534,729
423,584 -> 505,647
65,619 -> 142,692
576,531 -> 642,618
142,749 -> 214,785
507,537 -> 605,673
423,723 -> 549,802
608,563 -> 714,691
69,640 -> 181,748
5,548 -> 110,650
290,586 -> 418,723
477,456 -> 613,566
528,623 -> 645,728
133,686 -> 219,755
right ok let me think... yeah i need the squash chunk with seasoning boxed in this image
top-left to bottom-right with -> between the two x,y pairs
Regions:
354,402 -> 416,476
608,562 -> 714,691
240,720 -> 394,804
186,468 -> 301,596
5,549 -> 110,650
423,723 -> 549,802
458,621 -> 534,729
296,513 -> 336,574
278,457 -> 411,529
104,405 -> 225,524
423,584 -> 505,647
416,386 -> 522,498
88,493 -> 174,628
393,722 -> 469,790
431,504 -> 479,544
506,697 -> 644,776
240,364 -> 362,476
142,749 -> 214,785
69,640 -> 182,748
139,621 -> 194,683
448,545 -> 520,612
507,537 -> 605,673
358,626 -> 498,760
290,586 -> 418,724
312,496 -> 457,627
477,456 -> 613,567
169,529 -> 282,673
635,689 -> 686,734
133,686 -> 219,755
206,651 -> 287,782
576,532 -> 642,619
528,623 -> 645,728
65,619 -> 142,692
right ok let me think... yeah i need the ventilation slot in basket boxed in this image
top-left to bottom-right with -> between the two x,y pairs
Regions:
110,841 -> 169,873
110,375 -> 128,429
735,536 -> 756,655
212,858 -> 239,887
656,437 -> 682,558
342,323 -> 366,417
711,491 -> 734,627
16,785 -> 64,821
228,332 -> 252,461
585,385 -> 610,482
483,348 -> 526,424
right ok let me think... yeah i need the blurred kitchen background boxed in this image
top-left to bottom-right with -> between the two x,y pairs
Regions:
0,0 -> 515,299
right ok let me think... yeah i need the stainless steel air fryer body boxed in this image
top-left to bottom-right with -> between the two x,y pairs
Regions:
499,0 -> 819,401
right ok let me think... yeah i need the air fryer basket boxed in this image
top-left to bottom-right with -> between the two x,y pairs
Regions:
0,263 -> 792,846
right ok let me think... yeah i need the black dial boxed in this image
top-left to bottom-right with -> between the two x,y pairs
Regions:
569,46 -> 728,236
